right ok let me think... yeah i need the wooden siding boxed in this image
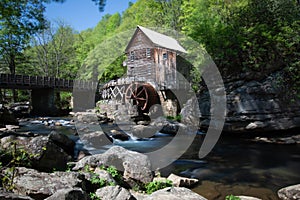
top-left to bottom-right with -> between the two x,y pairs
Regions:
126,29 -> 156,82
126,28 -> 184,89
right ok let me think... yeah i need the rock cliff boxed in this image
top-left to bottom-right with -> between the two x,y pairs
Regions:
198,70 -> 300,133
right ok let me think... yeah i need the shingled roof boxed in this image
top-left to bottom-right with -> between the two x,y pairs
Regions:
126,25 -> 187,53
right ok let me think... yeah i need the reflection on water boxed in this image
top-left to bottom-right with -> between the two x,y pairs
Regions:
19,119 -> 300,200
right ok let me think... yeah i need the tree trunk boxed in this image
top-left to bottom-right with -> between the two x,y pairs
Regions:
0,89 -> 2,103
9,53 -> 17,102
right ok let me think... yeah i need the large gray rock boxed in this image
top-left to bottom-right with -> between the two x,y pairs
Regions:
44,188 -> 88,200
131,125 -> 157,138
13,167 -> 88,200
82,168 -> 116,185
95,186 -> 133,200
144,187 -> 207,200
0,132 -> 74,172
80,131 -> 113,147
73,146 -> 153,183
9,102 -> 30,117
74,112 -> 99,124
49,131 -> 75,156
180,97 -> 200,126
0,188 -> 34,200
25,135 -> 72,171
167,173 -> 199,188
150,117 -> 180,135
278,184 -> 300,200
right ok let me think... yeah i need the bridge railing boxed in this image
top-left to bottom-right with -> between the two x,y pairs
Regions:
0,74 -> 97,91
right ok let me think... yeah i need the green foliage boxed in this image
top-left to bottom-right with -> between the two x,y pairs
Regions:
225,194 -> 241,200
2,0 -> 298,103
83,164 -> 92,173
0,0 -> 66,75
181,0 -> 300,96
58,92 -> 72,110
105,165 -> 123,183
0,142 -> 36,191
89,192 -> 101,200
166,115 -> 182,122
82,165 -> 121,189
99,55 -> 127,83
65,163 -> 73,172
145,180 -> 173,194
91,175 -> 107,188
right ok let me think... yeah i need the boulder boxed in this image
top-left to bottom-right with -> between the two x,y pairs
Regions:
44,188 -> 88,200
110,129 -> 130,141
167,173 -> 199,188
13,167 -> 88,200
0,104 -> 18,127
25,136 -> 72,172
1,135 -> 17,149
180,97 -> 201,126
160,123 -> 179,135
82,168 -> 116,185
278,184 -> 300,200
9,102 -> 30,117
73,146 -> 153,184
74,112 -> 99,124
144,187 -> 207,200
95,186 -> 133,200
80,130 -> 113,147
49,131 -> 75,156
0,188 -> 34,200
150,117 -> 181,135
131,125 -> 157,138
5,125 -> 20,131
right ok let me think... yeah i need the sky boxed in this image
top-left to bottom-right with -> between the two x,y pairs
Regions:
45,0 -> 136,32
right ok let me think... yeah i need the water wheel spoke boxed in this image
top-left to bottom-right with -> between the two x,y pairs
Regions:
137,87 -> 146,97
133,84 -> 138,95
135,97 -> 147,101
125,82 -> 150,111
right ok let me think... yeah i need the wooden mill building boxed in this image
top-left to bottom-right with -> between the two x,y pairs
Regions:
100,26 -> 192,116
124,26 -> 188,89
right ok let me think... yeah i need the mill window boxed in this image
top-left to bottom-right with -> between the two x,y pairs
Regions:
163,53 -> 168,60
146,48 -> 151,58
130,51 -> 135,62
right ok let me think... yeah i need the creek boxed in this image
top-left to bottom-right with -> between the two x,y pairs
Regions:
18,117 -> 300,200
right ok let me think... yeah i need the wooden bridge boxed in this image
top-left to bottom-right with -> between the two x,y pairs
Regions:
0,74 -> 97,91
0,74 -> 98,115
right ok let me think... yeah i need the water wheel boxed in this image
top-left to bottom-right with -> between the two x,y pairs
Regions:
125,82 -> 149,111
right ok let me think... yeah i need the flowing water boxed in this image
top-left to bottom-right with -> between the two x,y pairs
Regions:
18,118 -> 300,200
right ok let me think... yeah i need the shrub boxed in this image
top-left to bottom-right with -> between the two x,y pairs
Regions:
145,180 -> 173,194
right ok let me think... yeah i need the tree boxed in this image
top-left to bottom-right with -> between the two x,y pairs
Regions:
150,0 -> 184,31
28,21 -> 79,79
0,0 -> 47,74
0,0 -> 105,76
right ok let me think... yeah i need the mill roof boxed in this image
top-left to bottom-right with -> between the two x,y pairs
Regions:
125,25 -> 187,53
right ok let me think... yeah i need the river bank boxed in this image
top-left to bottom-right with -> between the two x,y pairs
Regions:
1,113 -> 299,199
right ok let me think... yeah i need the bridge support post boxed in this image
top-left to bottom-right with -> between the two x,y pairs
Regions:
72,90 -> 96,112
31,88 -> 57,116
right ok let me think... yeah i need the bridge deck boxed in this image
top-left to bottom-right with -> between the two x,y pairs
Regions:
0,74 -> 97,91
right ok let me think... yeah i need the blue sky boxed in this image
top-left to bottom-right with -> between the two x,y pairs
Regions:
45,0 -> 136,32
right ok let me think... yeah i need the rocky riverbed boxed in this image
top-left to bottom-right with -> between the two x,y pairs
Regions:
1,109 -> 299,199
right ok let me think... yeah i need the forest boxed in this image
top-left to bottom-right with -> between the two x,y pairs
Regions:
0,0 -> 299,102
